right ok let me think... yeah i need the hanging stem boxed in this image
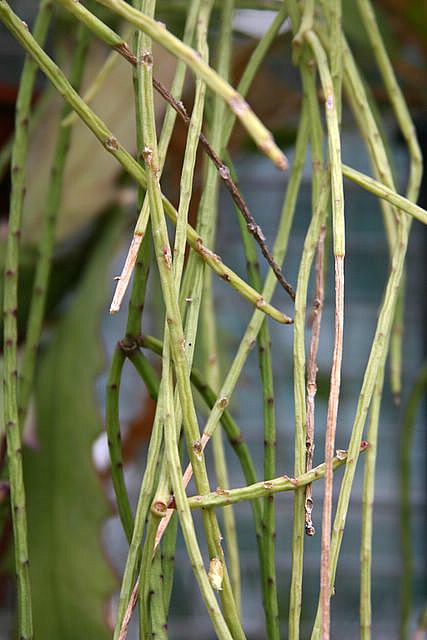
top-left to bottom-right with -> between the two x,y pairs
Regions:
360,365 -> 385,640
228,150 -> 279,638
19,22 -> 90,432
2,2 -> 53,638
355,0 -> 423,404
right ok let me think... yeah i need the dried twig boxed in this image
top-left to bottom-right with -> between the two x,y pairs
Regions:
304,225 -> 326,536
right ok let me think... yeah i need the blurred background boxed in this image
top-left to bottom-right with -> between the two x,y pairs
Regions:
0,2 -> 426,639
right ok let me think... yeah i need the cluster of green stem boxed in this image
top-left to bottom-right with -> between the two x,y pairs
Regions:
1,1 -> 425,639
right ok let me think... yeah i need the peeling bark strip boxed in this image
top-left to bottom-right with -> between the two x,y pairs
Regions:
321,254 -> 345,639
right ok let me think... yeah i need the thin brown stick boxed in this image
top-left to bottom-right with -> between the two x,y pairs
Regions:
114,42 -> 296,301
304,225 -> 326,536
320,254 -> 345,639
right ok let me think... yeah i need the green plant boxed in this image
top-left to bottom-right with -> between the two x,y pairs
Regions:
0,1 -> 425,639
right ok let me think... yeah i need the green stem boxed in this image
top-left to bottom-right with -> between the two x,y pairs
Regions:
18,22 -> 90,426
139,511 -> 160,639
2,2 -> 52,637
161,508 -> 178,617
188,447 -> 368,509
199,0 -> 241,615
399,362 -> 427,640
149,546 -> 168,639
360,365 -> 385,640
342,165 -> 427,226
356,0 -> 423,402
228,151 -> 278,639
106,346 -> 134,543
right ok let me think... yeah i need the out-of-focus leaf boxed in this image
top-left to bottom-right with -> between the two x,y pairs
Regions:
22,38 -> 176,244
23,209 -> 123,639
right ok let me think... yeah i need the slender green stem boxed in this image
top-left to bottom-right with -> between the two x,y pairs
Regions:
134,3 -> 166,637
106,346 -> 134,542
160,508 -> 178,617
187,447 -> 368,509
356,0 -> 423,402
92,0 -> 287,170
149,547 -> 168,639
342,165 -> 427,226
228,151 -> 278,639
198,0 -> 241,615
139,512 -> 160,639
0,1 -> 290,325
399,362 -> 427,640
360,365 -> 385,640
324,0 -> 343,122
355,0 -> 422,202
18,23 -> 90,426
2,2 -> 52,637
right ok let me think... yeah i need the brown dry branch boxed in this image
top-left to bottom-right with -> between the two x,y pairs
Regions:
304,224 -> 326,536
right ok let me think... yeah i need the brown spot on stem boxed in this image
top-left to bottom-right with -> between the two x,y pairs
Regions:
105,136 -> 119,151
